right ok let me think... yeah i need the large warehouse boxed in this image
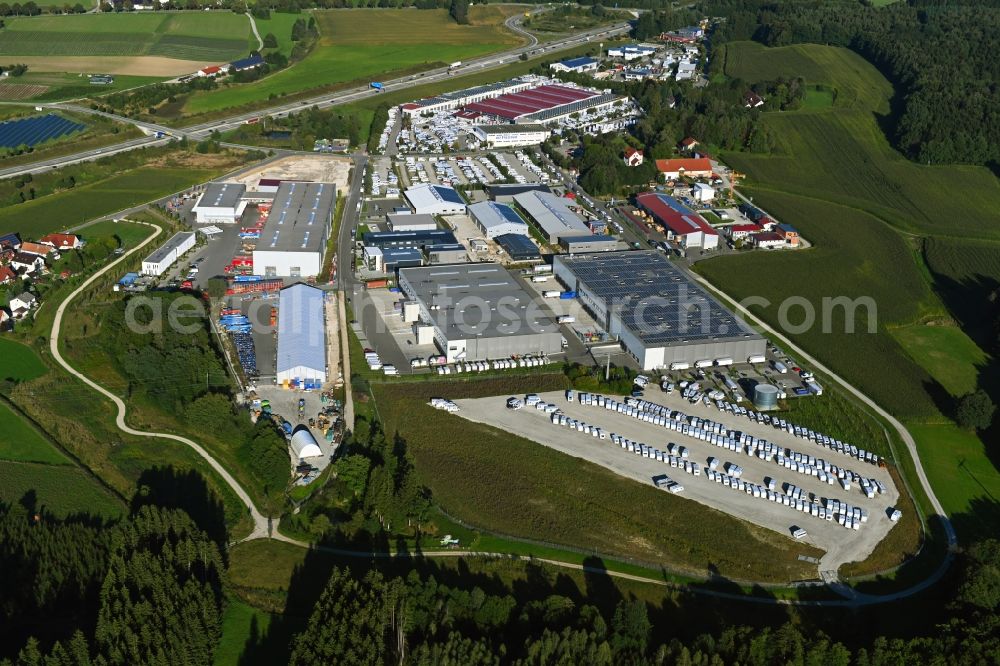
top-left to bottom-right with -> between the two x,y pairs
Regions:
636,193 -> 719,250
403,184 -> 467,216
553,251 -> 765,370
192,182 -> 248,224
514,190 -> 590,243
252,182 -> 336,278
464,84 -> 603,122
470,124 -> 549,148
276,283 -> 327,388
141,231 -> 195,276
398,264 -> 562,362
469,201 -> 529,239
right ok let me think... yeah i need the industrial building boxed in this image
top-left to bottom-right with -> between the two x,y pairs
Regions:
549,57 -> 600,74
141,231 -> 195,277
400,78 -> 533,118
558,234 -> 619,253
403,184 -> 467,216
469,201 -> 530,239
607,44 -> 658,61
636,193 -> 719,250
192,183 -> 248,224
363,229 -> 457,250
252,182 -> 336,278
470,124 -> 549,148
463,84 -> 618,125
495,233 -> 540,261
514,190 -> 590,243
487,183 -> 551,202
290,426 -> 323,459
276,283 -> 326,388
398,264 -> 562,362
553,251 -> 764,371
425,243 -> 468,265
363,247 -> 423,273
386,213 -> 438,232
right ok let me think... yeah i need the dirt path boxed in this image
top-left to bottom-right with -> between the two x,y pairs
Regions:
246,12 -> 264,52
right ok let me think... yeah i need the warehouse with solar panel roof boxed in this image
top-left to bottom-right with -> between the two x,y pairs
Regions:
553,251 -> 765,370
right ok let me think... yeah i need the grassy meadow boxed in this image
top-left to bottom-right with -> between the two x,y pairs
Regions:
0,460 -> 123,518
180,8 -> 523,117
700,41 -> 1000,539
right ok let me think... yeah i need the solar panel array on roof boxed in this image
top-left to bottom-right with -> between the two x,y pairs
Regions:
523,93 -> 620,122
465,84 -> 598,121
557,251 -> 759,345
259,182 -> 336,253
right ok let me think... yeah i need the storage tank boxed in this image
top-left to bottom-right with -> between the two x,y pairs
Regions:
753,384 -> 780,410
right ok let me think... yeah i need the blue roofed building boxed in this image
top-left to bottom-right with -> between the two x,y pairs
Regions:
403,183 -> 467,215
230,53 -> 264,72
550,56 -> 599,74
276,283 -> 326,388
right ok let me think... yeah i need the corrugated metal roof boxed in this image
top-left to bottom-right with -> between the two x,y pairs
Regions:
277,284 -> 326,375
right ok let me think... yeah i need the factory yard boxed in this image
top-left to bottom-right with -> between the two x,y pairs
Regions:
231,155 -> 352,193
454,389 -> 901,574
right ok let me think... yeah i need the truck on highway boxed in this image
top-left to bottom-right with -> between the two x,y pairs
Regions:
449,61 -> 462,69
370,82 -> 384,92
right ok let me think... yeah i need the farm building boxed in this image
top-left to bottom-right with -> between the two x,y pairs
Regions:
486,183 -> 551,202
386,213 -> 438,232
192,182 -> 248,224
469,201 -> 530,239
39,233 -> 82,250
558,234 -> 619,253
549,57 -> 599,74
398,264 -> 562,363
276,283 -> 327,388
230,53 -> 264,72
363,229 -> 457,250
553,251 -> 765,371
252,182 -> 336,278
750,231 -> 786,249
141,231 -> 195,277
513,190 -> 590,243
635,193 -> 719,250
655,157 -> 713,180
425,243 -> 469,265
495,233 -> 541,261
470,124 -> 548,148
403,184 -> 467,216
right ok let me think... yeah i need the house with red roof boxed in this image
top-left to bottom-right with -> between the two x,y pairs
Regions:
19,241 -> 57,259
40,233 -> 82,250
199,65 -> 222,78
654,157 -> 713,180
727,223 -> 762,241
623,147 -> 644,167
749,231 -> 785,249
678,137 -> 699,152
0,265 -> 15,285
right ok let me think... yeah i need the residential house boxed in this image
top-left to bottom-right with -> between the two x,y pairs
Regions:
8,292 -> 36,319
9,252 -> 44,275
744,91 -> 765,108
728,223 -> 763,241
623,147 -> 644,167
679,137 -> 699,153
0,265 -> 15,285
0,308 -> 9,330
0,232 -> 20,252
40,233 -> 83,251
749,231 -> 786,249
19,241 -> 57,260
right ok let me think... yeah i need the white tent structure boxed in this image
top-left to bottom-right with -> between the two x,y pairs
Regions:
276,284 -> 326,388
290,427 -> 323,459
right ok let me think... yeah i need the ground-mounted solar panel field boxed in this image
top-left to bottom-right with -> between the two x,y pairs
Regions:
0,113 -> 84,148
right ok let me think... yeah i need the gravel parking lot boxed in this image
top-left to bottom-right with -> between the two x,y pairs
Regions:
454,390 -> 901,573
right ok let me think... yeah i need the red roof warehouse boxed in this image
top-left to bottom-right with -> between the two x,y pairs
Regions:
636,193 -> 719,250
464,84 -> 598,121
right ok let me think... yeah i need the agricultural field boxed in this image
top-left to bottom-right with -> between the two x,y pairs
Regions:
0,338 -> 48,382
179,8 -> 523,117
890,324 -> 988,398
0,13 -> 255,76
0,403 -> 69,466
371,380 -> 821,584
0,460 -> 123,518
719,42 -> 1000,241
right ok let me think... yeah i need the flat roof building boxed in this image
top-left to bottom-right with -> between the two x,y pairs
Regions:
192,183 -> 248,224
363,229 -> 457,250
253,182 -> 336,278
276,284 -> 326,388
386,213 -> 438,232
403,184 -> 467,216
469,201 -> 530,239
487,183 -> 551,202
141,231 -> 195,277
553,251 -> 764,371
470,124 -> 548,148
364,246 -> 424,273
398,264 -> 562,362
425,243 -> 468,265
495,233 -> 541,261
558,234 -> 619,253
514,190 -> 590,243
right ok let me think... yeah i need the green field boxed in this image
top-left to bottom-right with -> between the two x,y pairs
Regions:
0,13 -> 253,61
718,42 -> 1000,241
0,460 -> 123,518
215,598 -> 281,666
0,402 -> 69,465
371,380 -> 821,584
180,8 -> 521,116
701,41 -> 1000,539
0,338 -> 47,381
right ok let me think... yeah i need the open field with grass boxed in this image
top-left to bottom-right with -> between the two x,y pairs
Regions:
0,338 -> 47,381
719,42 -> 1000,241
0,460 -> 123,518
0,402 -> 69,465
0,13 -> 253,61
179,8 -> 522,116
370,380 -> 821,584
891,323 -> 988,398
214,598 -> 283,666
